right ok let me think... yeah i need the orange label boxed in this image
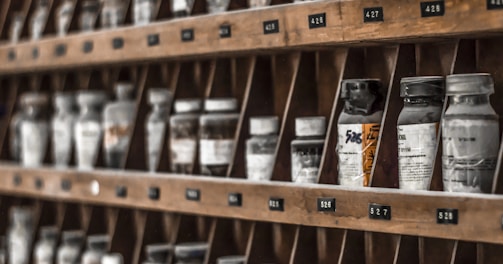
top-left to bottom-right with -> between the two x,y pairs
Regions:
362,123 -> 380,186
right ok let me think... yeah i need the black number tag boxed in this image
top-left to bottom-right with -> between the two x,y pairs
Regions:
317,198 -> 336,212
32,47 -> 39,59
269,197 -> 284,211
219,25 -> 231,38
488,0 -> 503,9
186,188 -> 200,201
263,20 -> 279,34
181,29 -> 194,42
13,174 -> 21,186
228,193 -> 242,206
35,178 -> 43,189
421,1 -> 445,17
363,7 -> 384,22
55,44 -> 67,57
112,37 -> 124,49
148,187 -> 160,200
369,203 -> 391,220
308,13 -> 326,29
61,179 -> 72,191
437,208 -> 458,224
8,50 -> 16,61
83,41 -> 93,53
116,186 -> 127,198
147,34 -> 160,46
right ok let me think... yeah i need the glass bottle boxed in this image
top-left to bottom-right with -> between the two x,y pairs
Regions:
206,0 -> 230,14
80,0 -> 101,32
170,99 -> 202,174
101,253 -> 123,264
30,0 -> 50,40
174,242 -> 208,264
199,98 -> 239,176
9,12 -> 25,44
291,117 -> 326,183
246,116 -> 279,181
146,88 -> 173,172
248,0 -> 270,8
10,94 -> 31,162
20,92 -> 49,168
82,235 -> 110,264
7,207 -> 34,264
397,76 -> 444,191
101,0 -> 126,29
216,255 -> 246,264
103,83 -> 136,169
75,91 -> 107,170
143,244 -> 173,264
34,226 -> 59,264
56,0 -> 75,36
134,0 -> 157,26
0,236 -> 6,264
442,73 -> 500,193
52,92 -> 77,168
57,230 -> 85,264
337,79 -> 384,187
172,0 -> 195,18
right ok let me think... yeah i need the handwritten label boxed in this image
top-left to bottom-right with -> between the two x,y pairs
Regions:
13,174 -> 21,186
55,44 -> 67,57
488,0 -> 503,9
363,7 -> 384,22
308,13 -> 326,29
369,203 -> 391,220
263,20 -> 279,34
147,34 -> 160,46
317,198 -> 336,212
269,197 -> 284,211
32,47 -> 39,59
186,188 -> 200,201
437,208 -> 458,224
61,179 -> 72,191
148,187 -> 160,200
83,41 -> 93,53
35,178 -> 43,189
116,186 -> 127,198
219,25 -> 231,38
228,193 -> 242,206
8,50 -> 16,61
421,1 -> 445,17
112,37 -> 124,49
181,29 -> 194,42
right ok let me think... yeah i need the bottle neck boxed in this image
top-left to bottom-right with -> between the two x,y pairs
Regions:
153,103 -> 169,113
24,105 -> 44,118
449,94 -> 490,105
403,96 -> 443,107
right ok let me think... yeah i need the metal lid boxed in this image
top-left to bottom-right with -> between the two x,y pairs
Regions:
77,90 -> 107,106
400,76 -> 444,97
174,99 -> 202,113
20,92 -> 49,106
54,92 -> 75,108
446,73 -> 494,95
174,242 -> 208,259
295,116 -> 326,137
340,79 -> 382,99
216,255 -> 246,264
148,88 -> 173,105
145,243 -> 174,262
62,230 -> 85,245
102,253 -> 124,264
39,226 -> 59,240
204,98 -> 238,112
115,82 -> 135,100
250,116 -> 279,136
10,206 -> 33,224
87,234 -> 110,250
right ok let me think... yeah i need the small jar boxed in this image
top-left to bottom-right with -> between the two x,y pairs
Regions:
7,207 -> 34,264
397,76 -> 444,190
174,242 -> 208,264
337,79 -> 384,187
30,0 -> 50,40
101,0 -> 126,29
20,92 -> 49,168
146,88 -> 173,172
52,92 -> 77,168
82,235 -> 110,264
206,0 -> 230,14
57,230 -> 85,264
442,73 -> 500,193
34,226 -> 59,264
9,12 -> 25,44
246,116 -> 279,181
170,99 -> 201,174
199,98 -> 240,176
216,255 -> 246,264
56,0 -> 75,36
143,244 -> 173,264
80,0 -> 100,32
134,0 -> 157,26
75,91 -> 108,170
101,253 -> 123,264
291,117 -> 326,183
172,0 -> 195,18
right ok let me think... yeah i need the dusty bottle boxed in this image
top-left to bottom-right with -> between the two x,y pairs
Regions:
57,230 -> 85,264
246,116 -> 279,181
56,0 -> 75,36
9,12 -> 25,44
20,93 -> 49,168
337,79 -> 384,187
75,91 -> 107,170
52,92 -> 77,168
199,98 -> 239,176
80,0 -> 101,32
7,207 -> 34,264
291,117 -> 326,183
174,242 -> 208,264
30,0 -> 50,40
101,0 -> 126,29
397,76 -> 444,190
143,244 -> 173,264
170,99 -> 201,174
442,73 -> 500,193
101,253 -> 123,264
248,0 -> 270,8
172,0 -> 195,17
34,226 -> 59,264
82,235 -> 110,264
103,83 -> 136,169
146,88 -> 173,172
10,94 -> 32,162
216,255 -> 246,264
134,0 -> 157,25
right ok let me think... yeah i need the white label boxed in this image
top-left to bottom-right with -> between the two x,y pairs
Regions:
397,123 -> 438,190
246,153 -> 275,181
147,121 -> 166,171
52,118 -> 74,167
170,138 -> 197,164
442,119 -> 499,193
337,124 -> 364,187
199,139 -> 234,165
21,121 -> 48,167
75,121 -> 102,170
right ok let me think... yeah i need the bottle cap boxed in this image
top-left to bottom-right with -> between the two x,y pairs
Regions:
340,79 -> 382,99
114,82 -> 135,100
62,230 -> 85,245
39,226 -> 59,241
20,92 -> 49,106
250,116 -> 279,136
102,253 -> 124,264
340,79 -> 382,115
295,116 -> 326,137
446,73 -> 494,95
87,234 -> 110,250
76,90 -> 107,106
174,99 -> 202,113
400,76 -> 445,97
204,98 -> 238,112
148,88 -> 173,105
216,255 -> 246,264
54,92 -> 76,108
145,243 -> 174,262
174,242 -> 208,260
10,206 -> 33,225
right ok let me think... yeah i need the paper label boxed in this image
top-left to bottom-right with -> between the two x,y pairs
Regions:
246,153 -> 275,181
75,121 -> 102,170
147,122 -> 166,171
199,139 -> 234,165
170,138 -> 197,164
104,123 -> 132,150
52,118 -> 74,166
21,122 -> 48,167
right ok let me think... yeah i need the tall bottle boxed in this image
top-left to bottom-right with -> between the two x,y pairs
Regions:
397,76 -> 444,190
9,12 -> 25,44
57,230 -> 85,264
442,73 -> 500,193
101,0 -> 127,29
133,0 -> 157,25
56,0 -> 76,36
246,116 -> 279,181
20,92 -> 49,167
34,226 -> 59,264
337,79 -> 384,187
80,0 -> 101,32
7,207 -> 34,264
82,235 -> 110,264
103,83 -> 136,169
172,0 -> 195,17
146,88 -> 173,172
291,117 -> 326,183
10,94 -> 31,162
52,92 -> 77,168
30,0 -> 50,40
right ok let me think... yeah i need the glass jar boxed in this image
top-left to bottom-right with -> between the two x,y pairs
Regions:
134,0 -> 157,26
56,0 -> 75,36
337,79 -> 384,187
146,88 -> 173,172
199,98 -> 239,176
9,12 -> 25,44
442,73 -> 500,193
291,117 -> 326,183
30,0 -> 50,40
57,230 -> 85,264
170,99 -> 202,174
143,244 -> 173,264
216,255 -> 246,264
52,92 -> 77,168
246,116 -> 279,181
103,83 -> 136,169
172,0 -> 195,18
75,91 -> 107,170
10,94 -> 32,162
101,253 -> 123,264
80,0 -> 100,32
101,0 -> 126,29
82,235 -> 110,264
20,92 -> 49,168
397,76 -> 444,190
206,0 -> 230,14
34,226 -> 59,264
7,207 -> 34,264
174,242 -> 208,264
248,0 -> 270,8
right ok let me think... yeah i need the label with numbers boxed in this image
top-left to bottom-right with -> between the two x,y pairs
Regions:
55,44 -> 67,57
220,25 -> 231,38
421,1 -> 445,17
13,174 -> 21,186
147,34 -> 160,46
437,208 -> 458,224
186,188 -> 200,201
83,41 -> 93,53
61,179 -> 72,191
488,0 -> 503,9
228,193 -> 242,207
269,197 -> 284,211
32,47 -> 39,59
8,50 -> 16,61
116,186 -> 127,198
308,13 -> 326,29
112,37 -> 124,49
363,7 -> 384,22
35,178 -> 43,189
263,20 -> 279,34
149,187 -> 160,200
181,29 -> 194,42
368,203 -> 391,220
317,198 -> 336,212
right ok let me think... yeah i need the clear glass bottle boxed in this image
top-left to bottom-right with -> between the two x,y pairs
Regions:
75,91 -> 108,170
174,242 -> 208,264
9,12 -> 25,44
143,244 -> 173,264
103,83 -> 136,169
82,235 -> 110,264
20,92 -> 49,168
170,99 -> 202,174
172,0 -> 195,18
337,79 -> 384,187
101,0 -> 126,29
10,94 -> 32,162
101,253 -> 123,264
56,0 -> 75,36
397,76 -> 444,191
206,0 -> 230,14
199,98 -> 239,176
52,92 -> 77,168
7,207 -> 34,264
442,73 -> 500,193
30,0 -> 50,40
146,88 -> 173,172
248,0 -> 270,8
57,230 -> 85,264
133,0 -> 157,26
216,255 -> 246,264
34,226 -> 59,264
246,116 -> 279,181
291,117 -> 326,183
80,0 -> 100,32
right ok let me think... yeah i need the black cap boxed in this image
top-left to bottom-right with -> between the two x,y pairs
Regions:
400,76 -> 444,98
